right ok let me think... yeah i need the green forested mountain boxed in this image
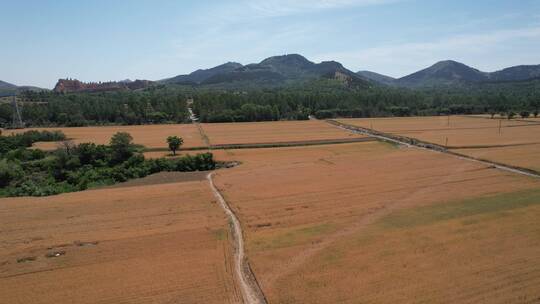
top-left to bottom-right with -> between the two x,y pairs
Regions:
163,54 -> 370,88
364,61 -> 540,88
357,71 -> 396,85
396,60 -> 488,87
489,65 -> 540,82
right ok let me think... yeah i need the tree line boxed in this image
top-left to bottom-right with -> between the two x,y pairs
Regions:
191,80 -> 540,122
0,130 -> 214,197
3,79 -> 539,126
0,87 -> 190,127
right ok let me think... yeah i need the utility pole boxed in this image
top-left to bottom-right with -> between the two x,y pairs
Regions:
11,95 -> 24,129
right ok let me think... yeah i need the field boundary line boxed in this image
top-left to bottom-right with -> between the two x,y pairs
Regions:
327,119 -> 540,179
207,173 -> 267,304
464,115 -> 540,125
143,137 -> 376,152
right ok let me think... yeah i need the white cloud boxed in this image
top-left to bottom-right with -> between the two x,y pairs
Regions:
313,26 -> 540,77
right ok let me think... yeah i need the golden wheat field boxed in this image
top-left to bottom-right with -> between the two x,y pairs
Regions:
0,177 -> 240,304
200,120 -> 364,146
338,116 -> 540,147
2,119 -> 540,304
338,116 -> 540,172
211,141 -> 540,303
3,124 -> 206,150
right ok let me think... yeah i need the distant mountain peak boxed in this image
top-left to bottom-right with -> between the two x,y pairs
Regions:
261,54 -> 312,64
397,60 -> 487,87
163,54 -> 370,88
259,54 -> 314,69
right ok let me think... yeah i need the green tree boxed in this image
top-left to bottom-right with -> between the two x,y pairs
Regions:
166,136 -> 183,155
110,132 -> 135,163
520,111 -> 530,119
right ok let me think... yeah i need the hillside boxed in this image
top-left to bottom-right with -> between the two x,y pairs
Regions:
369,61 -> 540,88
164,54 -> 370,88
357,71 -> 396,85
397,60 -> 488,87
162,62 -> 243,84
0,80 -> 17,90
0,80 -> 47,97
489,65 -> 540,82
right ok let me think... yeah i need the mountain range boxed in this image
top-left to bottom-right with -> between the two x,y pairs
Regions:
162,55 -> 540,89
358,60 -> 540,88
2,54 -> 540,93
161,54 -> 370,88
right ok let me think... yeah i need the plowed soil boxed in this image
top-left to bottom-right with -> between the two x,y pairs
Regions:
0,180 -> 240,304
210,142 -> 540,303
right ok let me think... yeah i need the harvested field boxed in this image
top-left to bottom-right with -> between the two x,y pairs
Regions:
0,180 -> 240,304
105,171 -> 209,188
338,116 -> 540,147
3,124 -> 206,150
200,120 -> 364,146
456,143 -> 540,172
211,142 -> 540,303
281,190 -> 540,303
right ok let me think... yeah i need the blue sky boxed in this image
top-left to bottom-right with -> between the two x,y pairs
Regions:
1,0 -> 540,88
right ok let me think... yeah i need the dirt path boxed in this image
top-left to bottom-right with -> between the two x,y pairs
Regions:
328,119 -> 540,179
187,99 -> 211,148
207,173 -> 267,304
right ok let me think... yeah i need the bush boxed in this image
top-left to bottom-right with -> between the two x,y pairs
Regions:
0,159 -> 23,187
0,130 -> 216,197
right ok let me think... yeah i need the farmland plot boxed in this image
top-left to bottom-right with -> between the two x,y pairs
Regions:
338,116 -> 540,147
200,120 -> 364,146
3,124 -> 206,150
457,143 -> 540,172
337,116 -> 540,172
0,178 -> 240,304
211,142 -> 540,303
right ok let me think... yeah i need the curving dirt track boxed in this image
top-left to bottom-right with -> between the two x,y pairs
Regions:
207,173 -> 267,304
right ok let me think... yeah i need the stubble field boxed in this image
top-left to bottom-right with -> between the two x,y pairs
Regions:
0,177 -> 240,304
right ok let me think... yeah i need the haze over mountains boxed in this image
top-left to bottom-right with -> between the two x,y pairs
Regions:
2,54 -> 540,94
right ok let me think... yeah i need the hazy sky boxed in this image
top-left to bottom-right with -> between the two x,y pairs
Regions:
2,0 -> 540,88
